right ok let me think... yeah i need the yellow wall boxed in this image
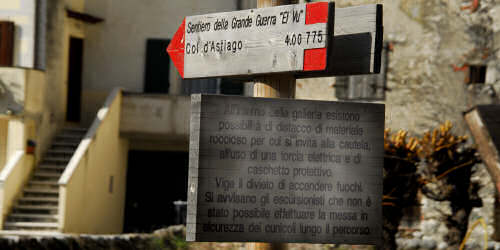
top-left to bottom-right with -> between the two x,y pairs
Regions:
120,94 -> 190,151
0,151 -> 35,228
59,89 -> 129,234
23,69 -> 54,163
81,89 -> 108,126
0,68 -> 44,170
6,119 -> 24,162
0,117 -> 8,169
65,0 -> 86,12
45,0 -> 87,130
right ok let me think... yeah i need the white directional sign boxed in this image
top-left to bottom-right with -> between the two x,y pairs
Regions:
168,2 -> 333,79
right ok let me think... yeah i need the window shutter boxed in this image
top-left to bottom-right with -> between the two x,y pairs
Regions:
0,21 -> 14,66
144,39 -> 171,94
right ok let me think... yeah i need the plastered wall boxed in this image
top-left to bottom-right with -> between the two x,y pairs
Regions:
0,0 -> 36,68
60,90 -> 129,234
80,0 -> 240,125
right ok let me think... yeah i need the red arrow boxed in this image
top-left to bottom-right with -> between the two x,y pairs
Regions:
166,3 -> 328,79
167,18 -> 185,78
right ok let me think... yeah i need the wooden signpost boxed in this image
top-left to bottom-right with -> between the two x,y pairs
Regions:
167,1 -> 385,247
167,3 -> 383,79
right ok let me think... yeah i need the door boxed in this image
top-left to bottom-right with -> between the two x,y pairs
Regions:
0,21 -> 14,66
66,37 -> 83,122
144,39 -> 170,93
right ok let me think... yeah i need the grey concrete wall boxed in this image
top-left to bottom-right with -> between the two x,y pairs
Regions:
120,93 -> 190,151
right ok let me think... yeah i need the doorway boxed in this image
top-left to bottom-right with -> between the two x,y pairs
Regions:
66,37 -> 83,122
144,39 -> 170,94
123,150 -> 189,233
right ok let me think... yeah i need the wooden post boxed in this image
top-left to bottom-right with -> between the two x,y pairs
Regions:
253,0 -> 297,97
253,0 -> 296,99
248,1 -> 295,250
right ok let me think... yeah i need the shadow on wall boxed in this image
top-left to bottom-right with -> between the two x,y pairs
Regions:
0,79 -> 23,115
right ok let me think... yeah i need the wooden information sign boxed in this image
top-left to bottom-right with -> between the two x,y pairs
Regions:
187,94 -> 384,244
167,3 -> 383,79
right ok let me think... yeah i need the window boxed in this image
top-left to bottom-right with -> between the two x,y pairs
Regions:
335,43 -> 389,101
0,21 -> 14,66
144,39 -> 171,94
467,65 -> 487,84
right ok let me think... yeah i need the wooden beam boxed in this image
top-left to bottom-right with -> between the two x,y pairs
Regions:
464,105 -> 500,240
464,106 -> 500,192
66,9 -> 104,24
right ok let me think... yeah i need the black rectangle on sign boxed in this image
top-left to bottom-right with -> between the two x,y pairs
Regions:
187,94 -> 384,244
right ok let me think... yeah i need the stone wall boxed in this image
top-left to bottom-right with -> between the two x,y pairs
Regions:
296,0 -> 500,248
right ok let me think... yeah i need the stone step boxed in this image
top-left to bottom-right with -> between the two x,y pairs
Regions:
50,146 -> 78,153
41,161 -> 69,168
45,150 -> 74,158
31,176 -> 59,182
55,134 -> 83,140
18,197 -> 59,205
51,141 -> 79,148
61,127 -> 87,133
23,188 -> 59,196
33,172 -> 61,179
27,181 -> 59,189
47,149 -> 75,154
3,222 -> 58,230
40,159 -> 68,166
12,205 -> 58,214
53,138 -> 81,145
0,230 -> 61,236
7,213 -> 58,223
34,169 -> 61,177
43,156 -> 70,162
23,193 -> 59,199
37,165 -> 66,172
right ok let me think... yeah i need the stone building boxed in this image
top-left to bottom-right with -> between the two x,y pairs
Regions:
1,0 -> 500,248
299,0 -> 500,248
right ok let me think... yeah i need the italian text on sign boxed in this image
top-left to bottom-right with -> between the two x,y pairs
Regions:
167,2 -> 333,79
187,95 -> 384,244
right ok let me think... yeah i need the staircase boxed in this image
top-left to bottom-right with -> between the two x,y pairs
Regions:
2,127 -> 86,231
